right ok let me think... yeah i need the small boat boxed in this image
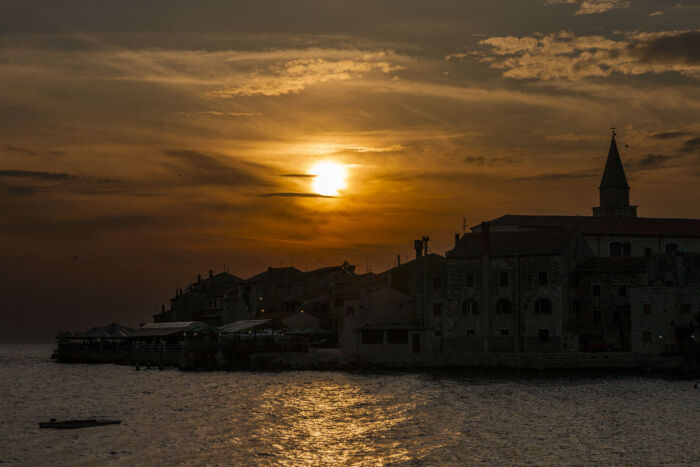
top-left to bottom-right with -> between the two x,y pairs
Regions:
39,419 -> 121,429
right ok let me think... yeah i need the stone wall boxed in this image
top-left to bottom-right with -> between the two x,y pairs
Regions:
630,286 -> 700,354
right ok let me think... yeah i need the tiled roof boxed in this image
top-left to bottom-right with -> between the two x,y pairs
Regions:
449,229 -> 579,257
481,215 -> 700,237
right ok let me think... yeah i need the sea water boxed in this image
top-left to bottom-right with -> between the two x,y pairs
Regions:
1,344 -> 698,465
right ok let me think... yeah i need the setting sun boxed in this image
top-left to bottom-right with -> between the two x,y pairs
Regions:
309,161 -> 348,196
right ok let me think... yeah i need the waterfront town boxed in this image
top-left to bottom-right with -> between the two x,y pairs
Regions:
55,133 -> 700,371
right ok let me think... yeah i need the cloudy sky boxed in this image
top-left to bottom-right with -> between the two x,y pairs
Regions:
1,0 -> 699,340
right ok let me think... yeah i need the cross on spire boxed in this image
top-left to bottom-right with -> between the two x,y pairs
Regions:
610,127 -> 616,139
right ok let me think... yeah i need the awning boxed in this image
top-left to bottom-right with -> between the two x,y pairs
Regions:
219,319 -> 271,334
127,321 -> 207,338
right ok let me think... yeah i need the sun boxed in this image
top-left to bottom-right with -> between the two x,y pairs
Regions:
309,161 -> 348,196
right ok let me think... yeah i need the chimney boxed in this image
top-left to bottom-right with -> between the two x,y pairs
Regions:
197,274 -> 202,282
209,269 -> 214,279
397,254 -> 401,266
414,240 -> 423,259
481,221 -> 490,253
422,236 -> 430,257
161,304 -> 165,312
455,233 -> 460,247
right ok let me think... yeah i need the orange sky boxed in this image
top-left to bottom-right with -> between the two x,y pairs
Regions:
1,1 -> 699,340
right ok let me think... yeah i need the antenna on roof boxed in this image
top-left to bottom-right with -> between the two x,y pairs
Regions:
462,217 -> 467,233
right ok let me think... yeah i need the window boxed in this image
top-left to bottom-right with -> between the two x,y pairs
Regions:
465,272 -> 476,288
610,242 -> 622,257
433,277 -> 441,289
462,300 -> 479,315
643,304 -> 651,315
499,272 -> 509,287
645,248 -> 652,256
500,329 -> 510,336
466,329 -> 476,336
618,284 -> 628,297
680,303 -> 692,314
610,242 -> 631,257
387,330 -> 408,344
591,284 -> 602,297
346,307 -> 355,317
538,271 -> 548,286
361,330 -> 383,344
433,303 -> 443,316
593,309 -> 601,323
334,298 -> 344,307
496,298 -> 513,314
535,298 -> 552,314
643,331 -> 652,343
538,329 -> 550,342
623,243 -> 631,257
665,243 -> 679,254
434,330 -> 442,337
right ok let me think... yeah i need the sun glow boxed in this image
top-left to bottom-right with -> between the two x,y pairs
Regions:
309,161 -> 348,196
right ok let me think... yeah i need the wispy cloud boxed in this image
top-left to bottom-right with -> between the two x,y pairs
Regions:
209,58 -> 403,97
650,130 -> 696,140
473,30 -> 700,82
0,169 -> 76,180
260,192 -> 334,198
5,145 -> 65,156
545,133 -> 599,142
176,110 -> 261,118
627,154 -> 679,171
162,149 -> 267,187
544,0 -> 630,15
511,170 -> 596,181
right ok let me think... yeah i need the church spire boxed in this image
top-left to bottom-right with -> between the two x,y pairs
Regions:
599,128 -> 629,190
593,129 -> 637,218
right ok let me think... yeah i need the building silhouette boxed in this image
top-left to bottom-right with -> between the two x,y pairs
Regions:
344,132 -> 700,362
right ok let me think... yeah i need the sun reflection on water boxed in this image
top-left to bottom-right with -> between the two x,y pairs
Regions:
234,377 -> 416,465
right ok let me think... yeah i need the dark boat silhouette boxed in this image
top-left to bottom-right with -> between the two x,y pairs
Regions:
39,419 -> 121,429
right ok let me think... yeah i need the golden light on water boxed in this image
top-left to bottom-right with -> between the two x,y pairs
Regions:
309,161 -> 348,196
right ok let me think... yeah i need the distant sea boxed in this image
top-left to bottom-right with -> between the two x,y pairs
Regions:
1,344 -> 698,465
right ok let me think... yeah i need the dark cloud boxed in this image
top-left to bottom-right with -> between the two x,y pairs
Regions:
464,156 -> 516,166
6,145 -> 37,156
629,31 -> 700,65
511,171 -> 595,182
5,145 -> 65,156
627,154 -> 677,171
650,131 -> 696,140
680,136 -> 700,154
464,156 -> 485,166
162,149 -> 266,186
260,192 -> 334,198
0,169 -> 76,180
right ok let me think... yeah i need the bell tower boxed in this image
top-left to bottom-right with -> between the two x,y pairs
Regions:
593,129 -> 637,218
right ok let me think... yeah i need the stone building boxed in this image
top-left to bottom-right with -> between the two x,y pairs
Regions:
444,227 -> 589,354
154,270 -> 242,325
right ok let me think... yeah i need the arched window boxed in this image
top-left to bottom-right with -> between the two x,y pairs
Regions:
462,299 -> 479,315
496,298 -> 513,314
610,242 -> 622,257
535,298 -> 552,314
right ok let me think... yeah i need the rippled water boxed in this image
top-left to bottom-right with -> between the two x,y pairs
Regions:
1,344 -> 698,465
